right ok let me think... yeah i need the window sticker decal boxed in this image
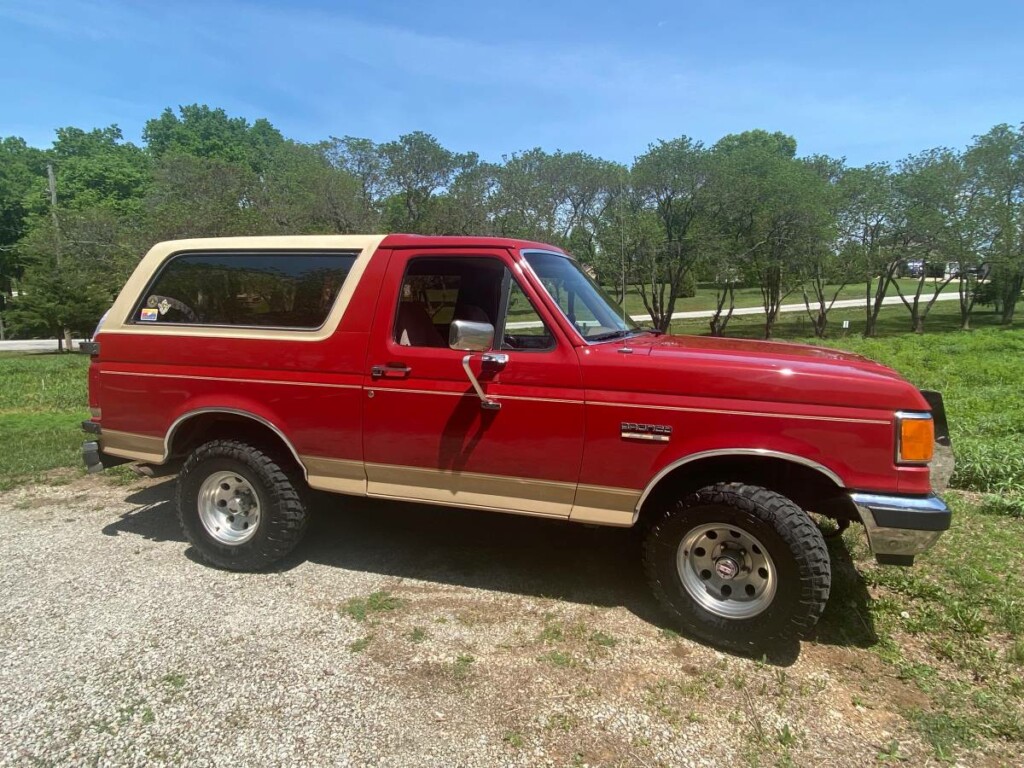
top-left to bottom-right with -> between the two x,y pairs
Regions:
140,308 -> 159,322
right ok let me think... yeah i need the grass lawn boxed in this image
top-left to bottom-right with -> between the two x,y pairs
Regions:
0,351 -> 90,491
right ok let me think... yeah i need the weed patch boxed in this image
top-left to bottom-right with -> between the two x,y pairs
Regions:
340,591 -> 404,622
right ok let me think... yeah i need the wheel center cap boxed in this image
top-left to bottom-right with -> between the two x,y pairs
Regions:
714,556 -> 740,580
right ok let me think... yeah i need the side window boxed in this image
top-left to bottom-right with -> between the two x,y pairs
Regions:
134,251 -> 357,329
394,257 -> 504,348
501,278 -> 555,351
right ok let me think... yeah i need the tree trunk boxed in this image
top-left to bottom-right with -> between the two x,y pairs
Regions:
63,327 -> 74,352
814,312 -> 827,338
999,271 -> 1022,325
864,279 -> 874,337
709,284 -> 735,337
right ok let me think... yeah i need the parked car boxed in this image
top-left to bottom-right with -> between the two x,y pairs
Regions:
900,259 -> 925,278
81,235 -> 952,648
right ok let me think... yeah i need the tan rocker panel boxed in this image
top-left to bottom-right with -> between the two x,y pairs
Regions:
100,235 -> 387,341
362,463 -> 640,526
100,430 -> 165,464
365,462 -> 577,517
304,456 -> 367,495
99,431 -> 641,526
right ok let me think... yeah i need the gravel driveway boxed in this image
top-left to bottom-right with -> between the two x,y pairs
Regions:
1,476 -> 936,767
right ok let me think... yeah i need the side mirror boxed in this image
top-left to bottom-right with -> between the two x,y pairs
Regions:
449,319 -> 506,410
449,319 -> 494,352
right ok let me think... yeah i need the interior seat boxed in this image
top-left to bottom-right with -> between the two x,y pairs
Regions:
396,302 -> 446,347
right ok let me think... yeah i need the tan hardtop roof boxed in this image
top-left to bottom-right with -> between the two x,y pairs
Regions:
148,234 -> 388,252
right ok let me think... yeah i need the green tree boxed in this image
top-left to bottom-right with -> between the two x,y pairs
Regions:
145,153 -> 260,240
143,104 -> 284,174
0,137 -> 47,300
835,164 -> 901,337
7,209 -> 131,347
710,132 -> 828,339
44,126 -> 150,219
254,141 -> 366,234
897,148 -> 986,330
800,155 -> 849,337
320,136 -> 386,230
430,161 -> 499,236
379,131 -> 476,232
967,123 -> 1024,324
630,137 -> 711,332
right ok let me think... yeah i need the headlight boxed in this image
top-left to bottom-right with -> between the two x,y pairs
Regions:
895,412 -> 934,464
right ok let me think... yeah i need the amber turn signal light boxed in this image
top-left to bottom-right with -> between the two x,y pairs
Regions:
898,415 -> 934,463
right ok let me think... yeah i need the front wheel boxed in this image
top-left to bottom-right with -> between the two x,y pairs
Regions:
643,482 -> 830,648
177,439 -> 309,571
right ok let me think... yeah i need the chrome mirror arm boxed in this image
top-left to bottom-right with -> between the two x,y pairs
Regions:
461,353 -> 507,410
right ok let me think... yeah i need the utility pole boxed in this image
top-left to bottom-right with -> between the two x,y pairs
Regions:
47,163 -> 60,257
46,163 -> 72,351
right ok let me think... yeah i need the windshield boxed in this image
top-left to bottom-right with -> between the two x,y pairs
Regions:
523,251 -> 640,342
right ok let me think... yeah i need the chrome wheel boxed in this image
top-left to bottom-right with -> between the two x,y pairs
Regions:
676,523 -> 777,619
197,471 -> 261,545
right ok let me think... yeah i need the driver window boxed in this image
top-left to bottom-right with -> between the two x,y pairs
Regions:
394,257 -> 503,348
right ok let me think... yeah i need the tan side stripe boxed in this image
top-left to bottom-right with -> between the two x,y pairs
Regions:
101,370 -> 361,390
588,400 -> 889,425
496,395 -> 585,405
371,387 -> 467,398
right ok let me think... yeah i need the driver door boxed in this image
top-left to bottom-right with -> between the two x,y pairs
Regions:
361,249 -> 585,517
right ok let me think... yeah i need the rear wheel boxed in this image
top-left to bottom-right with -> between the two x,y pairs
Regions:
643,482 -> 830,648
177,439 -> 309,571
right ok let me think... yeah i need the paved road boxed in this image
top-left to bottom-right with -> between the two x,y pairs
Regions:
0,338 -> 87,352
629,290 -> 960,323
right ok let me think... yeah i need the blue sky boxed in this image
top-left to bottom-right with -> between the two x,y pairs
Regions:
1,0 -> 1021,165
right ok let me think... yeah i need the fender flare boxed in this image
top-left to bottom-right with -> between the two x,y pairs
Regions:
163,407 -> 308,480
635,448 -> 846,513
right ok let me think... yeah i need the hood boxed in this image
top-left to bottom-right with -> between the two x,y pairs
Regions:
583,333 -> 928,412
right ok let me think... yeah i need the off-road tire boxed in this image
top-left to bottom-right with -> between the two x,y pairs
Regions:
177,439 -> 309,571
643,482 -> 831,648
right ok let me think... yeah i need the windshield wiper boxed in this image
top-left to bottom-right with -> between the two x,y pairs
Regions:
588,329 -> 637,342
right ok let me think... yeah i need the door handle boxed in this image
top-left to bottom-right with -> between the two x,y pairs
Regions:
371,363 -> 412,379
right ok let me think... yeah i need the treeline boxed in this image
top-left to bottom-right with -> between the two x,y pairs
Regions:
1,105 -> 1022,344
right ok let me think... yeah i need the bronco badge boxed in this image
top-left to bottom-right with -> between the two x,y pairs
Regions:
620,422 -> 673,442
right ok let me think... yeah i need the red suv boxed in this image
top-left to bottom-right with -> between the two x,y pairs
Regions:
81,235 -> 952,647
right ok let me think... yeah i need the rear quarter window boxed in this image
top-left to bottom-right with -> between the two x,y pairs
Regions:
132,251 -> 358,329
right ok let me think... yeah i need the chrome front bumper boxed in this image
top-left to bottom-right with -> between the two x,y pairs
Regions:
850,492 -> 951,566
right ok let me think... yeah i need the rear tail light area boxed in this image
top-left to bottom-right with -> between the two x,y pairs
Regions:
896,412 -> 935,464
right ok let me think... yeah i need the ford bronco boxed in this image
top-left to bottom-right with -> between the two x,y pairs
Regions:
81,235 -> 953,647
